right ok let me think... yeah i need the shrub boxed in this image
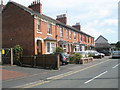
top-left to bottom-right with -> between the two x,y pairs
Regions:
13,45 -> 23,65
69,53 -> 82,64
56,47 -> 64,53
88,54 -> 93,57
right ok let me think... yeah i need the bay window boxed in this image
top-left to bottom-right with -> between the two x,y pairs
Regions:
46,42 -> 56,54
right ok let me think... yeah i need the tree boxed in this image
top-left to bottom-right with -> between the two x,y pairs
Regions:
116,41 -> 120,50
56,47 -> 64,53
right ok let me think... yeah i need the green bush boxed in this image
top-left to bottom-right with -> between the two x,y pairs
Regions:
88,54 -> 93,57
56,47 -> 64,53
13,45 -> 23,65
69,53 -> 82,64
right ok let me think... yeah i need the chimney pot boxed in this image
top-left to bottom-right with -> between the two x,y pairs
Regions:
28,0 -> 42,13
72,23 -> 81,31
56,14 -> 67,24
33,1 -> 35,4
35,1 -> 36,4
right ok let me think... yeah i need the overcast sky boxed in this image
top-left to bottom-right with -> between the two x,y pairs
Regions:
4,0 -> 119,43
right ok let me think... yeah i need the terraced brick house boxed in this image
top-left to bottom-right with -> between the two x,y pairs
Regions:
2,1 -> 94,56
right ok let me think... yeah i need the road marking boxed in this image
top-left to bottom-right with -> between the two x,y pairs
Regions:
14,80 -> 44,88
84,71 -> 108,84
22,59 -> 110,88
47,71 -> 73,80
24,81 -> 50,88
112,64 -> 120,69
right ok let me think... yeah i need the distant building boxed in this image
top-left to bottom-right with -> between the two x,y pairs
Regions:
110,43 -> 117,51
95,35 -> 111,52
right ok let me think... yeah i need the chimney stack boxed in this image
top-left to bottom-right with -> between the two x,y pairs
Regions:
72,23 -> 81,31
56,14 -> 67,24
28,0 -> 42,14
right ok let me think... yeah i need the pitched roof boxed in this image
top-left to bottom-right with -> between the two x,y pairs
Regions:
3,1 -> 94,38
95,35 -> 108,42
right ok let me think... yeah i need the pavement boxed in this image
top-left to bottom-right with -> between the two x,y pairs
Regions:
1,56 -> 112,88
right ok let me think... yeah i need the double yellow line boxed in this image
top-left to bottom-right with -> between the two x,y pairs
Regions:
23,59 -> 110,88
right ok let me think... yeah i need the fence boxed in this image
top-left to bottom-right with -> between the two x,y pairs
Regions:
20,54 -> 60,70
1,48 -> 13,65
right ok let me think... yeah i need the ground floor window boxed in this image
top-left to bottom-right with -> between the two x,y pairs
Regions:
46,42 -> 56,54
81,46 -> 85,51
58,44 -> 67,52
74,45 -> 80,52
47,42 -> 50,52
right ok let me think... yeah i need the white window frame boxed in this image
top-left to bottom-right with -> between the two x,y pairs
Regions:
47,23 -> 52,35
60,27 -> 63,38
74,32 -> 77,40
74,45 -> 80,52
46,41 -> 56,54
69,31 -> 72,39
36,19 -> 41,33
66,29 -> 69,39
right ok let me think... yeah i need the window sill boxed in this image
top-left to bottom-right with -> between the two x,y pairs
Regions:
37,32 -> 42,34
47,34 -> 53,36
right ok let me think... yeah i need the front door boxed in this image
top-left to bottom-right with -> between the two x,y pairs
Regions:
37,40 -> 42,55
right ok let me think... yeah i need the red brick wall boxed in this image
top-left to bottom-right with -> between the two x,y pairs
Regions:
34,18 -> 57,54
2,2 -> 34,55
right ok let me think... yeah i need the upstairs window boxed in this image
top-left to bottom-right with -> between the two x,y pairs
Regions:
69,31 -> 72,39
85,36 -> 87,42
66,29 -> 69,39
47,23 -> 52,34
74,32 -> 77,40
88,37 -> 90,43
60,27 -> 63,37
37,20 -> 41,32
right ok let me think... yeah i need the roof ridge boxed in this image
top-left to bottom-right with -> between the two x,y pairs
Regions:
4,1 -> 94,38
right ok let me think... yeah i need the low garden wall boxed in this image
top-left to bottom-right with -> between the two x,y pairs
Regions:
80,57 -> 93,64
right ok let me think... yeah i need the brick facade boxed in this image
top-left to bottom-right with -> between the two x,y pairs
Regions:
2,2 -> 34,55
2,1 -> 94,56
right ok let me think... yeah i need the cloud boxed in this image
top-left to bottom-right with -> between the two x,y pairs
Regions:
81,25 -> 102,39
105,29 -> 116,34
4,0 -> 119,43
81,19 -> 118,40
101,19 -> 118,26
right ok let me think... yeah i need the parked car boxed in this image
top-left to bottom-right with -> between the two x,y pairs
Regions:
75,51 -> 88,58
98,50 -> 111,56
86,50 -> 104,58
54,52 -> 69,65
112,51 -> 120,58
99,53 -> 105,57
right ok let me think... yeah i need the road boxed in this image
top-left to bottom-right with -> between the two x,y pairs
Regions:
2,57 -> 119,88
